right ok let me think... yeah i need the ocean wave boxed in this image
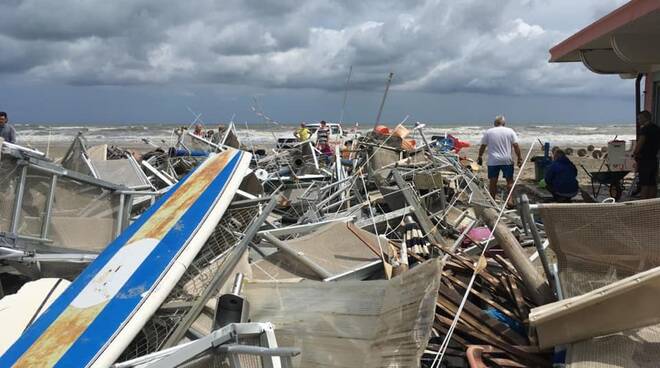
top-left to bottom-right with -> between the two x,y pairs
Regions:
14,123 -> 636,147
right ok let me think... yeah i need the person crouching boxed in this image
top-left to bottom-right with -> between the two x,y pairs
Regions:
544,149 -> 579,202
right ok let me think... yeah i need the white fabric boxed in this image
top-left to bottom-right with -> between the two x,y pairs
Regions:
0,278 -> 70,355
480,126 -> 519,166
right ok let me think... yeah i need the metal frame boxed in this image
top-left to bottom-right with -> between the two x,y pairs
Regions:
114,323 -> 299,368
162,196 -> 279,348
519,195 -> 561,297
1,150 -> 132,269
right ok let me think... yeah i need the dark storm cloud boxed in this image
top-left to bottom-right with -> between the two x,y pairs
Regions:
0,0 -> 629,96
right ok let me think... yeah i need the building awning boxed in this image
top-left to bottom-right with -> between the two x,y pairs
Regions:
549,0 -> 660,75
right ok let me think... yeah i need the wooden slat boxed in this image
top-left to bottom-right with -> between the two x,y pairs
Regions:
439,285 -> 528,346
442,271 -> 520,322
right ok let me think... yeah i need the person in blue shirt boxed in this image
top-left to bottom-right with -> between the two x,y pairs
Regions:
545,149 -> 579,202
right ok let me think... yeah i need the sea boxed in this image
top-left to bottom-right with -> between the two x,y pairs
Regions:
12,122 -> 636,149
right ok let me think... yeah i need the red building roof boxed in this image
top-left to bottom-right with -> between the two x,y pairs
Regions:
549,0 -> 660,75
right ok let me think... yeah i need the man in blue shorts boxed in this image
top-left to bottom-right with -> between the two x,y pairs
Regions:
477,115 -> 522,205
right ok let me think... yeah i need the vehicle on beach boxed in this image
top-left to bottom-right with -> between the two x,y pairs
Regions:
276,122 -> 346,149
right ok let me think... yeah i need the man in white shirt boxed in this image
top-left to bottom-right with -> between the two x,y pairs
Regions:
477,116 -> 522,205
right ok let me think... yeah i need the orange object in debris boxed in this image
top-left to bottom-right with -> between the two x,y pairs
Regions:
401,139 -> 416,150
447,134 -> 471,153
374,125 -> 390,135
392,125 -> 410,138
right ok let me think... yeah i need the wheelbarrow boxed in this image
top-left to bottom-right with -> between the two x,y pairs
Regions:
581,165 -> 629,201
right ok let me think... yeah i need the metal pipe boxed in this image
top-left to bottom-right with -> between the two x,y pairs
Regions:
117,189 -> 168,196
10,165 -> 28,234
315,178 -> 355,209
521,194 -> 554,293
116,194 -> 125,238
142,160 -> 175,186
339,65 -> 352,125
186,131 -> 227,152
261,232 -> 333,279
122,194 -> 133,231
518,200 -> 529,236
414,122 -> 447,210
322,194 -> 357,212
319,176 -> 353,191
231,273 -> 244,296
475,204 -> 554,305
635,73 -> 643,138
374,72 -> 394,128
217,344 -> 300,357
309,141 -> 319,170
26,159 -> 125,191
162,196 -> 278,348
1,141 -> 45,156
25,162 -> 65,177
40,174 -> 58,239
552,263 -> 564,300
258,216 -> 354,237
81,153 -> 98,178
392,170 -> 446,247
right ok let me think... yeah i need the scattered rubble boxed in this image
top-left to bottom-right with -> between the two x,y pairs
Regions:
0,121 -> 656,368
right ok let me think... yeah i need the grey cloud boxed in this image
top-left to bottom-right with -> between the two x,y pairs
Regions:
0,0 -> 628,97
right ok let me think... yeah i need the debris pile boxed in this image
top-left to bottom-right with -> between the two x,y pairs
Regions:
0,121 -> 656,368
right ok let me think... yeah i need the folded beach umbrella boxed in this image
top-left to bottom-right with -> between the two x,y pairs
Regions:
402,215 -> 430,257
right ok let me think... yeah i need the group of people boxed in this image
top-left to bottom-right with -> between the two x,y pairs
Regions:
478,111 -> 659,204
295,120 -> 333,159
191,123 -> 227,144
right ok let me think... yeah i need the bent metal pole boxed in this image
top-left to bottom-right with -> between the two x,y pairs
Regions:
374,72 -> 394,128
474,204 -> 555,305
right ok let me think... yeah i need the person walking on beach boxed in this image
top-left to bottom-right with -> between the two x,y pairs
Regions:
0,112 -> 17,144
294,122 -> 310,142
477,115 -> 522,205
633,110 -> 659,199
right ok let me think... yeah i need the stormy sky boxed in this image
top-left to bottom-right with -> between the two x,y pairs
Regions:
0,0 -> 633,125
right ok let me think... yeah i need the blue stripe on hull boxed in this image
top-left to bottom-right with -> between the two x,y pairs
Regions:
0,151 -> 243,367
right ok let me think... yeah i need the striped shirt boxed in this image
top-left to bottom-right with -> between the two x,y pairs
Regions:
316,127 -> 329,145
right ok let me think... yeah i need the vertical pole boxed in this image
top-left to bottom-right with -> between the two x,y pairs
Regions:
122,194 -> 133,232
392,170 -> 446,247
415,123 -> 447,210
339,65 -> 353,125
521,194 -> 555,293
41,174 -> 58,240
374,72 -> 394,128
309,141 -> 319,171
10,164 -> 28,235
635,73 -> 643,138
116,194 -> 125,238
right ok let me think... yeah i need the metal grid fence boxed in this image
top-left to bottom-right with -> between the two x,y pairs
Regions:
118,204 -> 259,362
